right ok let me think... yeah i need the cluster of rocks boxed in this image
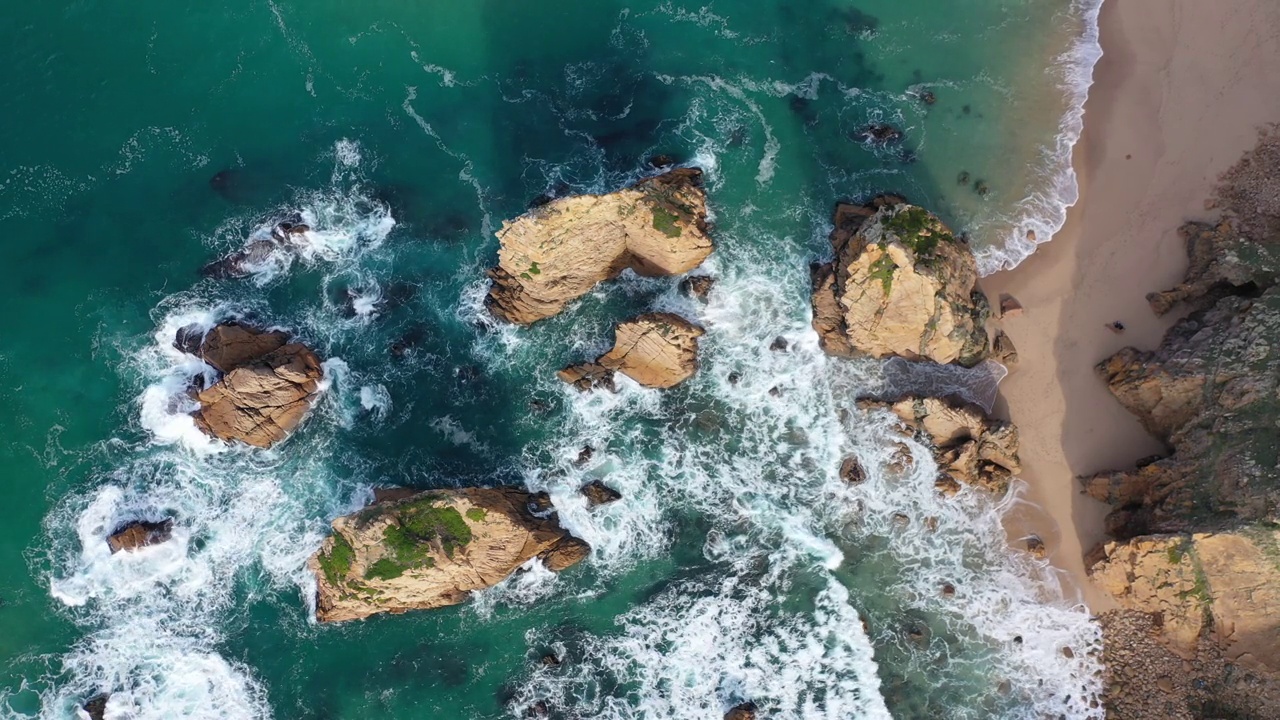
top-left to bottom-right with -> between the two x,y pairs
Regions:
1085,133 -> 1280,719
486,167 -> 714,392
861,396 -> 1020,495
810,197 -> 1015,495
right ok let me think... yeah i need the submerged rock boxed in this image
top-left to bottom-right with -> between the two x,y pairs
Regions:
486,168 -> 714,325
309,488 -> 590,623
811,201 -> 991,366
107,520 -> 173,553
863,396 -> 1019,494
179,322 -> 324,448
580,480 -> 622,507
562,313 -> 704,390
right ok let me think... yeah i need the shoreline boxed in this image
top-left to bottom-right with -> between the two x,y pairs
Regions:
987,0 -> 1280,611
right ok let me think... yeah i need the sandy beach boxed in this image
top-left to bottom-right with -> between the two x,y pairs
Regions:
987,0 -> 1280,610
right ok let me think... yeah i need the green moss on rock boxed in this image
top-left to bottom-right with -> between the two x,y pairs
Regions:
651,207 -> 683,238
318,532 -> 355,585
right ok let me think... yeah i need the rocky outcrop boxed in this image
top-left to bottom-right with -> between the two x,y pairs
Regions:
1084,289 -> 1280,538
486,169 -> 714,325
724,701 -> 758,720
811,199 -> 991,366
107,520 -> 173,553
1088,127 -> 1280,720
309,487 -> 590,623
558,313 -> 704,390
1145,220 -> 1280,315
863,396 -> 1019,494
178,322 -> 324,449
1089,532 -> 1280,666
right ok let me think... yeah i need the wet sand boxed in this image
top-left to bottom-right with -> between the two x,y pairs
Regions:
986,0 -> 1280,610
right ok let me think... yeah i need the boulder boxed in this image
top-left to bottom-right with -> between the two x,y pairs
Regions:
560,313 -> 704,390
309,487 -> 590,623
486,168 -> 714,324
811,202 -> 991,366
992,330 -> 1018,367
107,520 -> 173,553
1084,289 -> 1280,537
83,695 -> 108,720
580,480 -> 622,507
863,396 -> 1019,494
680,275 -> 716,301
998,293 -> 1023,318
725,702 -> 758,720
179,323 -> 324,449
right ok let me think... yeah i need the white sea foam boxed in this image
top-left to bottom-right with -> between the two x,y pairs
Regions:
204,140 -> 395,285
974,0 -> 1105,274
470,218 -> 1104,717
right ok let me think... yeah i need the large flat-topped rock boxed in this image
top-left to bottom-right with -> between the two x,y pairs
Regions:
811,200 -> 991,366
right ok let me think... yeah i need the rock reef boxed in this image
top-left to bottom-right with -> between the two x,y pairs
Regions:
179,322 -> 324,448
811,199 -> 991,366
486,168 -> 714,325
1084,287 -> 1280,538
558,313 -> 704,390
309,488 -> 589,623
864,396 -> 1020,494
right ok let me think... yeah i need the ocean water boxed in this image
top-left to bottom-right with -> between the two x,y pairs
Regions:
0,1 -> 1106,718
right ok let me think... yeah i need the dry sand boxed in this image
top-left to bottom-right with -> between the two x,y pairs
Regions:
986,0 -> 1280,610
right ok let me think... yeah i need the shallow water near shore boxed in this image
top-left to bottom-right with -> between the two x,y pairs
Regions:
0,1 -> 1104,718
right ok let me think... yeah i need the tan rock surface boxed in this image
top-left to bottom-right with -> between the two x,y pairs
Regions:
865,396 -> 1019,494
560,313 -> 704,390
309,487 -> 590,623
1089,530 -> 1280,675
597,313 -> 704,389
811,201 -> 990,366
181,323 -> 324,449
486,168 -> 713,325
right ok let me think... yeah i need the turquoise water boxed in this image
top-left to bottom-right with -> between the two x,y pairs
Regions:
0,1 -> 1105,718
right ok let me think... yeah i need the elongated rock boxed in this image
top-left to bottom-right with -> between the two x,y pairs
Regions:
309,487 -> 590,623
486,169 -> 713,324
